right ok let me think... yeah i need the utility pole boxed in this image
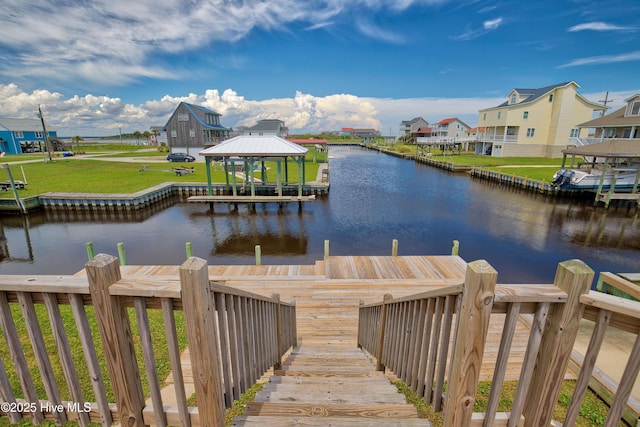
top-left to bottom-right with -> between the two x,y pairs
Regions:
37,105 -> 52,162
598,91 -> 613,117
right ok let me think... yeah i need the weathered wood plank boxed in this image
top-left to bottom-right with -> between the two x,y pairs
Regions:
243,402 -> 419,418
233,415 -> 432,426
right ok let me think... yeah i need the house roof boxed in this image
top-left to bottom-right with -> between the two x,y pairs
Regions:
436,118 -> 455,125
414,127 -> 432,133
248,119 -> 285,132
182,103 -> 231,131
401,117 -> 427,125
562,139 -> 640,158
163,102 -> 230,131
484,81 -> 604,111
577,105 -> 640,128
0,118 -> 55,132
199,135 -> 308,157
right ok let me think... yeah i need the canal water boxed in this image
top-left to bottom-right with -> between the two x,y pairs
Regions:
0,146 -> 638,282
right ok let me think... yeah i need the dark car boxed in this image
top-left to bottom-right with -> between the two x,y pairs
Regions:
167,152 -> 195,162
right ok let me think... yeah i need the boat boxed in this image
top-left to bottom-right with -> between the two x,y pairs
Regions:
552,165 -> 640,191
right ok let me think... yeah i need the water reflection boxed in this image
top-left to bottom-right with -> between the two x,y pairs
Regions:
0,216 -> 34,262
0,146 -> 637,282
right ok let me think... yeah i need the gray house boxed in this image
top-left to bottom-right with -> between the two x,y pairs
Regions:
163,102 -> 231,154
242,119 -> 289,137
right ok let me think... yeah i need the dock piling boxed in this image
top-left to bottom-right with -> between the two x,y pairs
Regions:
255,245 -> 262,266
117,242 -> 127,266
391,239 -> 398,257
86,242 -> 95,260
185,242 -> 193,258
452,240 -> 459,255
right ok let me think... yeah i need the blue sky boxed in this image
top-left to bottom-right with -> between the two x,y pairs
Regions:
1,0 -> 639,136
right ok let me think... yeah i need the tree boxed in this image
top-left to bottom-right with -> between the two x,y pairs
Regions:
143,130 -> 151,145
71,135 -> 83,154
150,129 -> 160,146
133,130 -> 142,145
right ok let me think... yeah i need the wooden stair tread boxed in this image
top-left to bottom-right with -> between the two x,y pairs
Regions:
243,402 -> 420,418
233,415 -> 432,426
254,391 -> 407,404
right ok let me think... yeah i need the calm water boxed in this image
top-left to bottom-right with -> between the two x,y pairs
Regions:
0,146 -> 638,282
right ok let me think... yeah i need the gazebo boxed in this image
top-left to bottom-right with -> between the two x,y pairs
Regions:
199,135 -> 309,198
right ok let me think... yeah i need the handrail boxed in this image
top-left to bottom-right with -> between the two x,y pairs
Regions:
0,254 -> 296,427
359,261 -> 640,426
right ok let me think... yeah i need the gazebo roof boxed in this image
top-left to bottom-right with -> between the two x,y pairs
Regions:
562,139 -> 640,158
200,135 -> 308,157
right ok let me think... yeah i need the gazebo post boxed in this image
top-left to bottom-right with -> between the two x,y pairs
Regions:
285,157 -> 289,184
224,158 -> 230,190
231,159 -> 238,196
205,156 -> 213,196
297,156 -> 303,197
276,159 -> 283,196
249,156 -> 256,197
595,157 -> 610,205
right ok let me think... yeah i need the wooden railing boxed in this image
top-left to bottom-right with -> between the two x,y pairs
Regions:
358,259 -> 640,426
0,254 -> 296,427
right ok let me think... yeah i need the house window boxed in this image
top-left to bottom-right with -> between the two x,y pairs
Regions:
497,112 -> 501,119
178,114 -> 189,121
35,131 -> 43,138
526,128 -> 535,137
14,131 -> 24,138
523,111 -> 529,119
171,130 -> 177,137
483,113 -> 486,121
206,114 -> 220,126
630,101 -> 640,116
549,94 -> 554,102
189,129 -> 195,137
511,94 -> 516,104
570,129 -> 579,138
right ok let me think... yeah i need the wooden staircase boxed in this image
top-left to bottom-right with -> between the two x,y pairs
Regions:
225,257 -> 467,425
233,345 -> 432,426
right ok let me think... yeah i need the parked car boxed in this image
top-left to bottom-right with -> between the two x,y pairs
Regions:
167,152 -> 195,162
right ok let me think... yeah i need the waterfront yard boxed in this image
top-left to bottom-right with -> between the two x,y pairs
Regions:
0,147 -> 324,198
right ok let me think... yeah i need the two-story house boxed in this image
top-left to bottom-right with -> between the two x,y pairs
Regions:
0,118 -> 57,154
242,119 -> 289,137
163,102 -> 231,156
477,81 -> 606,157
431,118 -> 471,140
400,117 -> 429,136
574,94 -> 640,143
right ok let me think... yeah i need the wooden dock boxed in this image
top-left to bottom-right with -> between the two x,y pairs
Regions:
106,255 -> 552,381
187,194 -> 316,204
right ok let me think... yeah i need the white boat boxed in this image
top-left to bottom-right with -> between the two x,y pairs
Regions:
552,166 -> 640,191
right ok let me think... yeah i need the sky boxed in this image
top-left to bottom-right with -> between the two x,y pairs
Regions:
1,0 -> 639,137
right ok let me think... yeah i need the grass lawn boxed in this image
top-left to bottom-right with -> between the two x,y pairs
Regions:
484,166 -> 561,181
0,149 -> 323,198
0,302 -> 186,405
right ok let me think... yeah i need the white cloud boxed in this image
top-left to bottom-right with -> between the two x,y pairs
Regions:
483,17 -> 503,30
0,0 -> 451,87
568,22 -> 636,32
0,83 -> 499,137
559,50 -> 640,68
453,16 -> 504,40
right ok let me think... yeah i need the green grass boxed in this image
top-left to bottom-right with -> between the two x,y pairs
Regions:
484,166 -> 561,181
0,302 -> 186,405
0,148 -> 323,198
